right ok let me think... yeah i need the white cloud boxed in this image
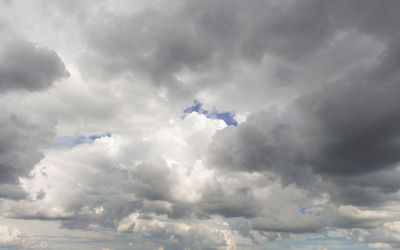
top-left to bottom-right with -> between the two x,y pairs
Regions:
0,225 -> 48,249
1,0 -> 400,249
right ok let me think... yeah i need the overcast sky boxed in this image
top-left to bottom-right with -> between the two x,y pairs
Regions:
1,0 -> 400,249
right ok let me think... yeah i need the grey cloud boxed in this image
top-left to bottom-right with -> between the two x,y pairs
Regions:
207,111 -> 314,188
4,156 -> 177,230
322,168 -> 400,207
250,216 -> 326,234
130,158 -> 175,201
84,10 -> 212,82
330,210 -> 385,230
208,73 -> 400,206
240,1 -> 336,62
0,40 -> 69,93
120,216 -> 228,250
82,0 -> 395,81
0,115 -> 54,188
207,5 -> 400,197
360,225 -> 400,249
79,0 -> 400,108
297,70 -> 400,176
0,183 -> 27,200
4,0 -> 400,248
228,217 -> 254,242
81,0 -> 342,99
200,186 -> 259,218
208,93 -> 400,206
81,0 -> 400,237
328,184 -> 399,207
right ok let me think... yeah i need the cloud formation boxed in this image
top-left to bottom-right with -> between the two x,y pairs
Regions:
1,0 -> 400,249
0,114 -> 54,199
0,39 -> 69,93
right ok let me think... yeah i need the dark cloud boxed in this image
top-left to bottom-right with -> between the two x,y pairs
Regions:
206,0 -> 400,208
207,111 -> 314,188
250,216 -> 326,234
0,40 -> 69,93
130,158 -> 175,201
0,184 -> 27,200
84,10 -> 212,84
81,0 -> 340,99
3,0 -> 400,248
0,115 -> 53,184
82,0 -> 399,83
208,41 -> 400,204
297,75 -> 400,176
208,79 -> 400,205
0,114 -> 54,199
41,1 -> 400,243
200,186 -> 259,218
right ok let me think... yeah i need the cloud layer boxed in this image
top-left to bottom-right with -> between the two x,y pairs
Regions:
1,0 -> 400,249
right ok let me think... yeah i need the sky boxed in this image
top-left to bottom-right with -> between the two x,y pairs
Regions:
0,0 -> 400,249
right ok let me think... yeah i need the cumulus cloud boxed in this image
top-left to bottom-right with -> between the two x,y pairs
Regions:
1,0 -> 400,249
0,114 -> 54,199
0,39 -> 69,93
0,225 -> 48,249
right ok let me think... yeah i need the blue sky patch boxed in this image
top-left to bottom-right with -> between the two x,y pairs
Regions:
47,132 -> 112,149
183,100 -> 238,126
299,206 -> 322,217
299,207 -> 313,215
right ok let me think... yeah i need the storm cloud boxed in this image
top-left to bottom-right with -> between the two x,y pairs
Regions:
0,40 -> 69,93
1,0 -> 400,249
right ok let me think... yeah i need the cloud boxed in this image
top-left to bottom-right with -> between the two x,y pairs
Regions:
117,212 -> 229,250
250,215 -> 325,234
0,114 -> 54,199
183,100 -> 238,126
0,39 -> 69,93
0,225 -> 48,249
50,132 -> 111,149
296,68 -> 400,176
1,0 -> 400,249
2,113 -> 226,224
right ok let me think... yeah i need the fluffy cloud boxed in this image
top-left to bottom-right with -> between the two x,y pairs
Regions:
0,225 -> 48,249
1,0 -> 400,249
0,114 -> 54,199
0,39 -> 69,93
